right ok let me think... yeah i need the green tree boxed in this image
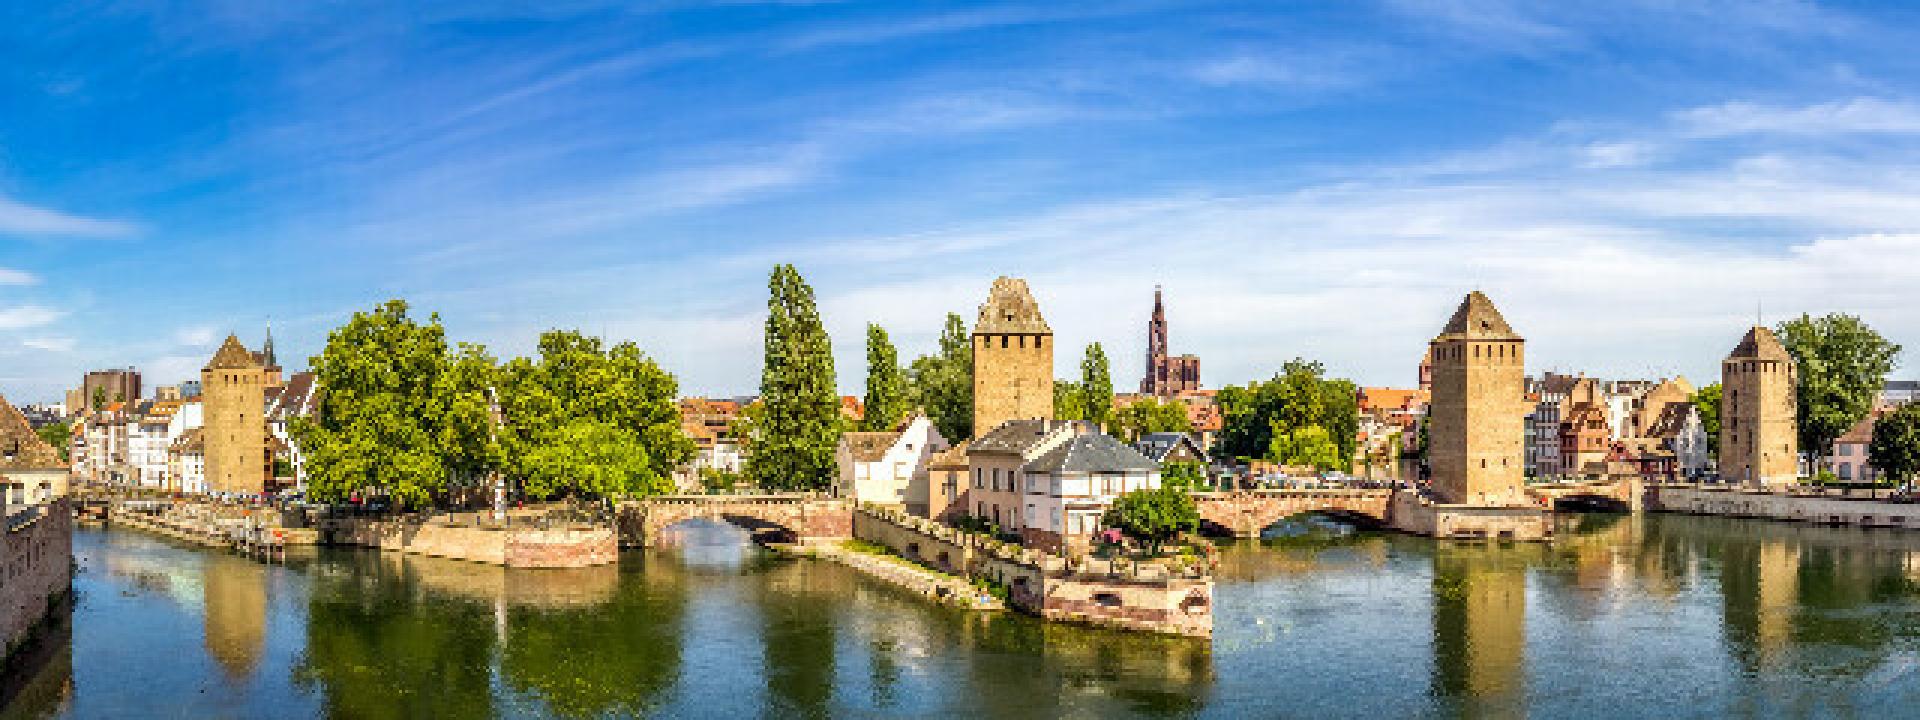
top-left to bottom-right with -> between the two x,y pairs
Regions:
1054,379 -> 1086,421
1160,459 -> 1207,490
860,324 -> 909,432
1111,397 -> 1194,442
1102,487 -> 1199,555
35,422 -> 69,462
908,313 -> 972,442
1691,383 -> 1723,459
1270,425 -> 1343,471
293,300 -> 475,509
1776,313 -> 1902,463
496,330 -> 690,500
1869,404 -> 1920,486
748,265 -> 843,490
91,386 -> 106,412
1214,358 -> 1358,467
1079,343 -> 1113,429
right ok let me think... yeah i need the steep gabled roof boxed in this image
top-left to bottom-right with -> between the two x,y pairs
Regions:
974,276 -> 1051,335
1025,432 -> 1160,474
1434,291 -> 1521,342
1727,326 -> 1793,362
841,430 -> 905,463
971,419 -> 1079,456
205,334 -> 263,370
0,393 -> 64,471
1132,432 -> 1205,463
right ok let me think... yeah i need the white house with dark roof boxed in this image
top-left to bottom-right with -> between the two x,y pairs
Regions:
1019,431 -> 1163,552
836,414 -> 948,515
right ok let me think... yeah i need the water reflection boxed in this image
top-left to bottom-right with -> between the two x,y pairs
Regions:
28,513 -> 1920,718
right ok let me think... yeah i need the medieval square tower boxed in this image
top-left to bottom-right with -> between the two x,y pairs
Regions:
202,334 -> 270,495
1721,326 -> 1798,487
971,277 -> 1054,439
1427,291 -> 1527,506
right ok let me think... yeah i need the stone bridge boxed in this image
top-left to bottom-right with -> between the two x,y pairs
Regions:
1191,489 -> 1394,538
617,494 -> 852,547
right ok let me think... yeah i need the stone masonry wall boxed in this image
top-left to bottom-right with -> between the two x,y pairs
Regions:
2,500 -> 72,659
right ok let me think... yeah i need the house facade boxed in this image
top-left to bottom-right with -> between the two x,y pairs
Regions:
836,414 -> 949,515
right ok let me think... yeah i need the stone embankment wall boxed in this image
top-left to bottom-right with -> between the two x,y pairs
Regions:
1387,490 -> 1552,541
2,500 -> 72,661
326,518 -> 616,568
1651,485 -> 1920,529
852,506 -> 1213,637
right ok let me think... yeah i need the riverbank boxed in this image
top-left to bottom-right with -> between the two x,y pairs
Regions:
2,500 -> 73,668
774,539 -> 1004,610
1650,483 -> 1920,529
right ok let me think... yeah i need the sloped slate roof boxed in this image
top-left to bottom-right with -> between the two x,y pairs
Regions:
1435,291 -> 1521,342
206,334 -> 263,370
841,431 -> 904,462
971,419 -> 1070,455
1024,432 -> 1159,474
1645,401 -> 1699,440
0,393 -> 64,471
1727,326 -> 1793,362
974,276 -> 1051,335
1132,432 -> 1203,463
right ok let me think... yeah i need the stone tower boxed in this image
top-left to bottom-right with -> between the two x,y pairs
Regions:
202,335 -> 268,495
1428,291 -> 1527,506
972,277 -> 1053,439
1721,326 -> 1797,487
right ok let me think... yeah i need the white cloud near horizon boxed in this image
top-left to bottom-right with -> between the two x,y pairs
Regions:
0,305 -> 64,330
0,195 -> 137,237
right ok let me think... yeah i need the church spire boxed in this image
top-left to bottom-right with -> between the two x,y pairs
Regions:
263,321 -> 277,368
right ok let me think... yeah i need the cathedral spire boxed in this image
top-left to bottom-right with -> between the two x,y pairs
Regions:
262,321 -> 277,368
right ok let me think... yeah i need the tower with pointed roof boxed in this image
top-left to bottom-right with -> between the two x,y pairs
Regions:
1721,326 -> 1797,487
972,277 -> 1054,439
1428,291 -> 1528,505
202,334 -> 269,495
1140,286 -> 1201,397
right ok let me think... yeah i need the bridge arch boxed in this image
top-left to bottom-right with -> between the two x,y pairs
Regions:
618,495 -> 852,548
1191,490 -> 1393,539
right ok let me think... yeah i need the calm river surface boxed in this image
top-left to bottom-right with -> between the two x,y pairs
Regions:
9,513 -> 1920,719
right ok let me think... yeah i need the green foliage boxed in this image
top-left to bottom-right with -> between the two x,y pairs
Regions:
1054,379 -> 1085,422
1102,487 -> 1199,555
91,386 -> 106,412
860,323 -> 909,432
907,313 -> 972,442
748,264 -> 843,491
1111,397 -> 1193,442
1691,383 -> 1723,459
699,467 -> 742,493
1811,469 -> 1841,485
293,300 -> 475,509
1215,358 -> 1358,467
1776,313 -> 1902,462
496,330 -> 691,500
1870,403 -> 1920,485
1160,459 -> 1207,490
272,458 -> 295,478
35,422 -> 69,461
1079,343 -> 1113,428
1269,424 -> 1343,471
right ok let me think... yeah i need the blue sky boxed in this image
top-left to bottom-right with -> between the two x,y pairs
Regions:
5,0 -> 1920,403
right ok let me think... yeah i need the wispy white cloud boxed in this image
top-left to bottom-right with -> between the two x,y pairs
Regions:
0,306 -> 64,330
0,267 -> 37,285
0,195 -> 137,237
1676,98 -> 1920,137
174,325 -> 218,347
22,337 -> 74,352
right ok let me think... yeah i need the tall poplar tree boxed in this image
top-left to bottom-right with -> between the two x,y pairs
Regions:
861,323 -> 909,431
908,313 -> 972,442
749,265 -> 842,490
1080,343 -> 1113,429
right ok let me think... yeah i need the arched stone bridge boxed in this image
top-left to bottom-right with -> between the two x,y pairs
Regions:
1190,490 -> 1394,538
1526,477 -> 1643,512
617,494 -> 852,547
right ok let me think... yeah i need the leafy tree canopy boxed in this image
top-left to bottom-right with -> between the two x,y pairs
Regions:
1690,383 -> 1723,459
1112,397 -> 1194,442
1080,343 -> 1114,429
748,264 -> 843,490
497,330 -> 690,500
860,323 -> 909,432
35,422 -> 69,462
1870,404 -> 1920,485
1215,358 -> 1357,467
1102,487 -> 1199,555
1160,459 -> 1207,490
1054,379 -> 1086,423
908,313 -> 972,443
1776,313 -> 1901,462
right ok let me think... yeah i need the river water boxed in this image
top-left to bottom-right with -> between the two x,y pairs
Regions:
8,513 -> 1920,719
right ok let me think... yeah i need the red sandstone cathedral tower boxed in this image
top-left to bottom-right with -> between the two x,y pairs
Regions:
1140,286 -> 1200,397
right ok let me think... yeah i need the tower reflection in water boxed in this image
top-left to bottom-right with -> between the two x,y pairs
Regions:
1429,544 -> 1529,718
